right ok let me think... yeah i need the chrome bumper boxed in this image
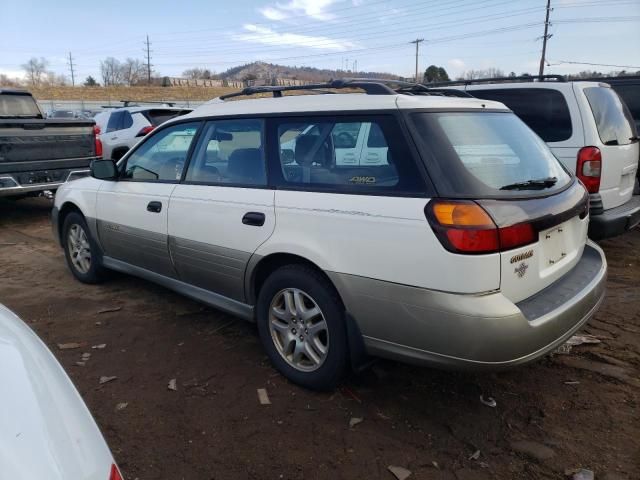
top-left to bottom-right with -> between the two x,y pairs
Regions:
329,241 -> 607,370
0,170 -> 89,197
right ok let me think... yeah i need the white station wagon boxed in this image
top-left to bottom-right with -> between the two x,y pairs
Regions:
52,80 -> 607,390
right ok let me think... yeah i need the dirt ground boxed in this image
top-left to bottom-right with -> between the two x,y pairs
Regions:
1,197 -> 638,480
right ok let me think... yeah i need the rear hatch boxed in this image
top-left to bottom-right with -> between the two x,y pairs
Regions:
578,84 -> 639,209
410,109 -> 589,303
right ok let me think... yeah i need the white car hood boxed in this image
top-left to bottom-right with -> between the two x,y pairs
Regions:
0,305 -> 115,480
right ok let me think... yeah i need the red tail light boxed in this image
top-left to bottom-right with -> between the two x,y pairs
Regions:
426,200 -> 536,254
136,125 -> 155,137
93,125 -> 103,158
576,146 -> 601,193
109,463 -> 123,480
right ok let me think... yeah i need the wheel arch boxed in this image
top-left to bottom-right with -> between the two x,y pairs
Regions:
56,201 -> 85,245
246,252 -> 371,372
246,252 -> 340,307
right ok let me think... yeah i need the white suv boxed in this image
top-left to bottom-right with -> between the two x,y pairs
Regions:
94,105 -> 192,161
443,76 -> 640,239
52,80 -> 607,390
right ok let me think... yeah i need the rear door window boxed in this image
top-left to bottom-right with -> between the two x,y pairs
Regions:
468,88 -> 573,142
271,115 -> 425,194
583,86 -> 637,145
410,111 -> 571,198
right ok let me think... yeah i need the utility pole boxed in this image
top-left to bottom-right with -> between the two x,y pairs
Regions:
410,38 -> 424,82
353,60 -> 357,74
144,34 -> 152,85
67,52 -> 75,86
538,0 -> 552,77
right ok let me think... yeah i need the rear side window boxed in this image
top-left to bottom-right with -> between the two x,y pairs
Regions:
410,112 -> 571,198
583,87 -> 637,145
122,111 -> 134,129
106,111 -> 124,132
272,116 -> 425,194
469,88 -> 572,142
610,84 -> 640,131
185,119 -> 266,186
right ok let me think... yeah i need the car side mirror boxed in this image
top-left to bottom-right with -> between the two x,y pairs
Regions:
90,159 -> 118,180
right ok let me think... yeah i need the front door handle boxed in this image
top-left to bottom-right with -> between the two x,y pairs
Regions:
147,201 -> 162,213
242,212 -> 265,226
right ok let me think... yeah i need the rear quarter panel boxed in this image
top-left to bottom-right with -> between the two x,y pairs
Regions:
260,191 -> 501,294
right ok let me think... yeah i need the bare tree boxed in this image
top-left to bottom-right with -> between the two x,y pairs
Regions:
21,57 -> 49,86
121,58 -> 145,86
100,57 -> 123,86
462,68 -> 505,80
0,73 -> 21,87
182,67 -> 214,80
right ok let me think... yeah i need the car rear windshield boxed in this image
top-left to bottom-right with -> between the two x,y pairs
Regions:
583,86 -> 637,146
410,111 -> 572,198
0,93 -> 41,117
466,88 -> 573,142
142,109 -> 192,126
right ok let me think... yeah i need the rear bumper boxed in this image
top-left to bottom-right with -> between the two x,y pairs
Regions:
329,241 -> 607,370
0,168 -> 89,197
589,195 -> 640,240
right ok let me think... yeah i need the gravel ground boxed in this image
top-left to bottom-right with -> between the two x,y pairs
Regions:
1,197 -> 638,480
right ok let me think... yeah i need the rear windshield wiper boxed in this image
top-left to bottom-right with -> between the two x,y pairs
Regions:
604,139 -> 619,146
499,177 -> 557,191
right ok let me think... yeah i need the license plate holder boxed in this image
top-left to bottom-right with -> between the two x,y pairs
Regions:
540,224 -> 568,267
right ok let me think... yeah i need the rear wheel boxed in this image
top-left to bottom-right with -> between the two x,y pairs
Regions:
62,212 -> 105,284
256,265 -> 348,390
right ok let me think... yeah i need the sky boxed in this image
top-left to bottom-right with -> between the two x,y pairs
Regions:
1,0 -> 639,83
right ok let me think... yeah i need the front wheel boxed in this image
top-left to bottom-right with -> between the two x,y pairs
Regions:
62,212 -> 106,284
256,265 -> 348,391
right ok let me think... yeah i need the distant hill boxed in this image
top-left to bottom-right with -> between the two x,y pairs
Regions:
218,61 -> 401,82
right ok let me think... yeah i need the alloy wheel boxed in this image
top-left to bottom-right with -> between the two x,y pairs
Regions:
268,288 -> 329,372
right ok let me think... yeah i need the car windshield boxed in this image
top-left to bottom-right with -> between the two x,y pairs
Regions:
583,86 -> 637,145
410,111 -> 572,198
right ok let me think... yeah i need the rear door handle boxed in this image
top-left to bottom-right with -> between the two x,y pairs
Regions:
147,201 -> 162,213
242,212 -> 265,226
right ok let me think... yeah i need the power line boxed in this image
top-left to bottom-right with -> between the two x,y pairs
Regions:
538,0 -> 552,77
410,38 -> 424,82
67,52 -> 76,86
549,60 -> 640,69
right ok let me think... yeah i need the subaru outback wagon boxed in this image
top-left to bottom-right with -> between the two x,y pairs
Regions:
52,80 -> 607,390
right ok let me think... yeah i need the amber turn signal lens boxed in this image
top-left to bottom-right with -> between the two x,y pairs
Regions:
431,201 -> 495,227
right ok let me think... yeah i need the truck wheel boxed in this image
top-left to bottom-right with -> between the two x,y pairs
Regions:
62,212 -> 106,284
256,264 -> 348,391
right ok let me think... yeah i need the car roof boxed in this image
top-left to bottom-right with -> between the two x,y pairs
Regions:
185,93 -> 507,119
462,80 -> 605,89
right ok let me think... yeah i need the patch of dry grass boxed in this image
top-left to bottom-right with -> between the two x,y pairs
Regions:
30,85 -> 239,101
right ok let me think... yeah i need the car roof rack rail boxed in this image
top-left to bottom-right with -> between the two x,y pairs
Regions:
427,74 -> 567,87
219,77 -> 474,100
120,100 -> 177,107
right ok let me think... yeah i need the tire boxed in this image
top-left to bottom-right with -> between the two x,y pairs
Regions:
256,264 -> 348,391
62,211 -> 106,284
